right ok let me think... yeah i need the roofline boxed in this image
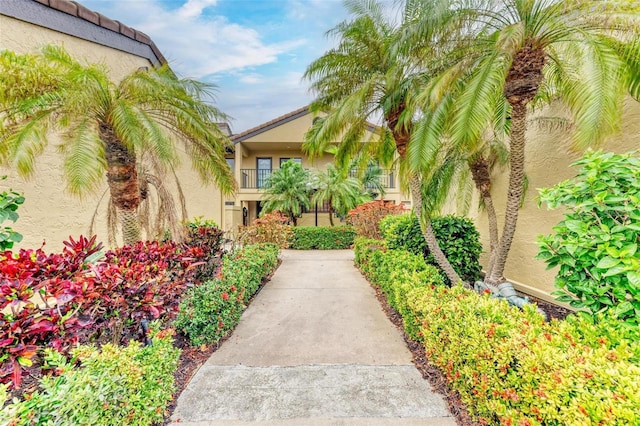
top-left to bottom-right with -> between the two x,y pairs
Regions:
231,105 -> 311,143
1,0 -> 167,67
230,105 -> 382,143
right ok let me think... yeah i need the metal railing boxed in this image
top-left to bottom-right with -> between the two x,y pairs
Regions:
240,168 -> 396,189
241,169 -> 273,189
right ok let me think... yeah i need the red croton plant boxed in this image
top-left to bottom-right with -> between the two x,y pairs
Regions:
0,233 -> 220,389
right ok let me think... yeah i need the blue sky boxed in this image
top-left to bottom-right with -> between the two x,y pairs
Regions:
80,0 -> 354,133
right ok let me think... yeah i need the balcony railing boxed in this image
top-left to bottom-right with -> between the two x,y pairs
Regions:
240,168 -> 396,189
348,169 -> 396,190
241,169 -> 273,189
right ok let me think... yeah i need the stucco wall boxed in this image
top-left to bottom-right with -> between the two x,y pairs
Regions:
1,18 -> 152,81
1,15 -> 223,249
468,99 -> 640,302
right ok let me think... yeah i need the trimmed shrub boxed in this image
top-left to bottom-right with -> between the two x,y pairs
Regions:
538,150 -> 640,328
238,212 -> 293,248
1,326 -> 179,426
354,238 -> 640,425
379,213 -> 482,284
173,278 -> 243,346
289,226 -> 356,249
221,243 -> 279,301
347,200 -> 406,239
354,237 -> 443,340
175,243 -> 279,345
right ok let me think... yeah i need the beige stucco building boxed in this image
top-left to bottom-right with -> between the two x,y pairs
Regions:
226,106 -> 407,230
1,0 -> 226,249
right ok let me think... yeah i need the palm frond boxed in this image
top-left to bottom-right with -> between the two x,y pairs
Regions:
59,118 -> 106,196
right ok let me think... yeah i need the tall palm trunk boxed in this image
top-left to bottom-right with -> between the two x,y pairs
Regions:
469,156 -> 499,278
387,107 -> 463,286
328,203 -> 335,226
100,123 -> 141,245
409,174 -> 465,287
485,103 -> 526,285
485,44 -> 545,285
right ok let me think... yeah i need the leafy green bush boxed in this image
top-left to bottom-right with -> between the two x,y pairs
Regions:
354,237 -> 443,340
379,213 -> 482,284
289,226 -> 356,249
0,177 -> 24,250
173,278 -> 243,346
354,238 -> 640,425
175,243 -> 279,345
2,327 -> 179,426
221,243 -> 279,301
538,150 -> 640,327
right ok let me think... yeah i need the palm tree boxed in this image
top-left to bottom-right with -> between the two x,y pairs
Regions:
261,160 -> 311,226
0,45 -> 235,245
304,0 -> 465,285
408,0 -> 640,287
309,164 -> 369,226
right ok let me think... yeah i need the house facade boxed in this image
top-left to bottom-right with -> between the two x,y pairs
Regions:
225,106 -> 409,230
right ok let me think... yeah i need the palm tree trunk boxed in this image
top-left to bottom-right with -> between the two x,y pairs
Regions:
485,103 -> 527,285
409,174 -> 466,287
468,157 -> 499,278
386,108 -> 462,286
328,204 -> 335,226
100,123 -> 141,245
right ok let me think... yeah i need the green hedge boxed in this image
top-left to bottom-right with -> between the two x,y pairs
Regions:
175,243 -> 279,346
354,238 -> 640,425
379,214 -> 482,284
2,327 -> 179,425
289,226 -> 356,249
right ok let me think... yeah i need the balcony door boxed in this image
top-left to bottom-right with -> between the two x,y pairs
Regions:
257,157 -> 272,188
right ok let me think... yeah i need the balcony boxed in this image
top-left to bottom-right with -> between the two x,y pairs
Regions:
240,168 -> 396,190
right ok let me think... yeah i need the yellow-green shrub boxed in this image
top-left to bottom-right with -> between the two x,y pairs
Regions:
2,327 -> 179,426
354,237 -> 443,340
289,226 -> 356,249
354,239 -> 640,425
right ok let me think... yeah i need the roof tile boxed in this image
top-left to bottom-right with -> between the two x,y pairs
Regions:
49,0 -> 77,16
134,30 -> 151,44
117,21 -> 136,38
98,14 -> 119,32
74,2 -> 99,25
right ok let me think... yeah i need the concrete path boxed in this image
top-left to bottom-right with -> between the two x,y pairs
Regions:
170,250 -> 454,426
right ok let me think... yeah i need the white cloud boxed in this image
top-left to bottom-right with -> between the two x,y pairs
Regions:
178,0 -> 217,18
82,0 -> 304,77
239,73 -> 264,84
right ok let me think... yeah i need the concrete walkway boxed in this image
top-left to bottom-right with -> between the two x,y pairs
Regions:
170,250 -> 454,426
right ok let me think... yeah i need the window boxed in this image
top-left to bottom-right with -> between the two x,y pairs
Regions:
280,157 -> 302,167
225,158 -> 235,173
257,157 -> 272,188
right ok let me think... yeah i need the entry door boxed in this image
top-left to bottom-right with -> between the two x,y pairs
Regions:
257,157 -> 272,188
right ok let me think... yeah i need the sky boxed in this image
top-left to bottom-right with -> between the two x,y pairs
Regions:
80,0 -> 356,133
